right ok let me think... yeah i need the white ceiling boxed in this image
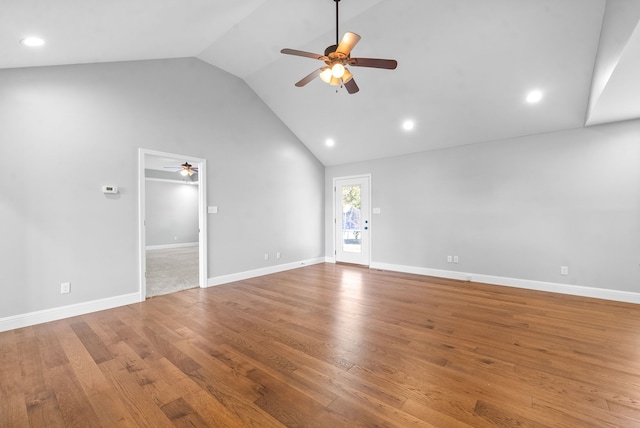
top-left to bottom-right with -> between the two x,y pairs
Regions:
3,0 -> 640,166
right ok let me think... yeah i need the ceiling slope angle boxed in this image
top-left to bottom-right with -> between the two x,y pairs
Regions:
246,0 -> 606,166
0,0 -> 268,70
4,0 -> 636,167
197,0 -> 387,79
586,0 -> 640,126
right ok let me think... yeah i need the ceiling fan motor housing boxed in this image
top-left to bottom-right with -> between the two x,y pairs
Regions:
324,44 -> 338,56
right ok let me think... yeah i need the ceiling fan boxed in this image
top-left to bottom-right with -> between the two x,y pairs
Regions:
164,162 -> 198,176
280,0 -> 397,94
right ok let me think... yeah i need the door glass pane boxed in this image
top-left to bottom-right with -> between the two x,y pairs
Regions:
341,185 -> 361,253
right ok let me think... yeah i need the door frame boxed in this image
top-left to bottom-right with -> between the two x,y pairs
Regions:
138,148 -> 208,300
333,174 -> 372,266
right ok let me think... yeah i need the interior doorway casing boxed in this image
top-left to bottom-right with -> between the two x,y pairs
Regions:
333,174 -> 371,266
138,148 -> 208,300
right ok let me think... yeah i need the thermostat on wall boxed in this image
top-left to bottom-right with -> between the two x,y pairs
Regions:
102,185 -> 118,194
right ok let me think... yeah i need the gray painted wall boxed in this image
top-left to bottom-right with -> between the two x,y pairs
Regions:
326,119 -> 640,293
0,58 -> 324,318
145,180 -> 199,247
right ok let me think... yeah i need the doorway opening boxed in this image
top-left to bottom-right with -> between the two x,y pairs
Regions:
138,149 -> 208,299
334,175 -> 371,266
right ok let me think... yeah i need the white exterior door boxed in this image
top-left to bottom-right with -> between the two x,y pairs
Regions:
334,176 -> 370,265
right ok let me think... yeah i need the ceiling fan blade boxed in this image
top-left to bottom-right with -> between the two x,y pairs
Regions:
349,57 -> 398,70
342,67 -> 353,81
281,48 -> 327,61
295,69 -> 324,87
336,32 -> 361,56
344,77 -> 359,94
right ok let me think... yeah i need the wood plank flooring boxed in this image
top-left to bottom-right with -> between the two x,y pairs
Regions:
2,263 -> 640,427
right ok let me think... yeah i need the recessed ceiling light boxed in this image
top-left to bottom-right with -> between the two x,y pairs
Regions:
402,119 -> 415,131
325,138 -> 335,147
20,37 -> 45,47
526,90 -> 543,103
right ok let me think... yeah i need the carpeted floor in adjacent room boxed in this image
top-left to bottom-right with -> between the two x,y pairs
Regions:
146,245 -> 199,297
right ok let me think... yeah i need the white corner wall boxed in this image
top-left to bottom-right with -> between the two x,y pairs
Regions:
325,119 -> 640,302
0,58 -> 324,327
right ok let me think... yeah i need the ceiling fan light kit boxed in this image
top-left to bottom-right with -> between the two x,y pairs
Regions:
180,162 -> 197,176
164,162 -> 198,177
280,0 -> 397,94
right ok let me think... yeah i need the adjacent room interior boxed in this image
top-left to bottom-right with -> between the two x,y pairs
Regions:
143,154 -> 202,298
1,0 -> 639,426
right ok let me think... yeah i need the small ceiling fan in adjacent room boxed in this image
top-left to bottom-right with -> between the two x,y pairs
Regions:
280,0 -> 397,94
164,162 -> 198,176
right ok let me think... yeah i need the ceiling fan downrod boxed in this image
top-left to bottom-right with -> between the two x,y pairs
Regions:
335,0 -> 340,46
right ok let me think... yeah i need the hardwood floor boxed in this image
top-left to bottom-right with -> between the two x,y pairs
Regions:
2,263 -> 640,427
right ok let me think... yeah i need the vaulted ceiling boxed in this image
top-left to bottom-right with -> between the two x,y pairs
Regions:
3,0 -> 640,166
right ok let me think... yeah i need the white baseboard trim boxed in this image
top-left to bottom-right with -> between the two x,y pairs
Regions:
1,257 -> 326,333
0,292 -> 141,333
146,242 -> 199,251
207,257 -> 326,287
8,260 -> 633,333
369,262 -> 640,305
